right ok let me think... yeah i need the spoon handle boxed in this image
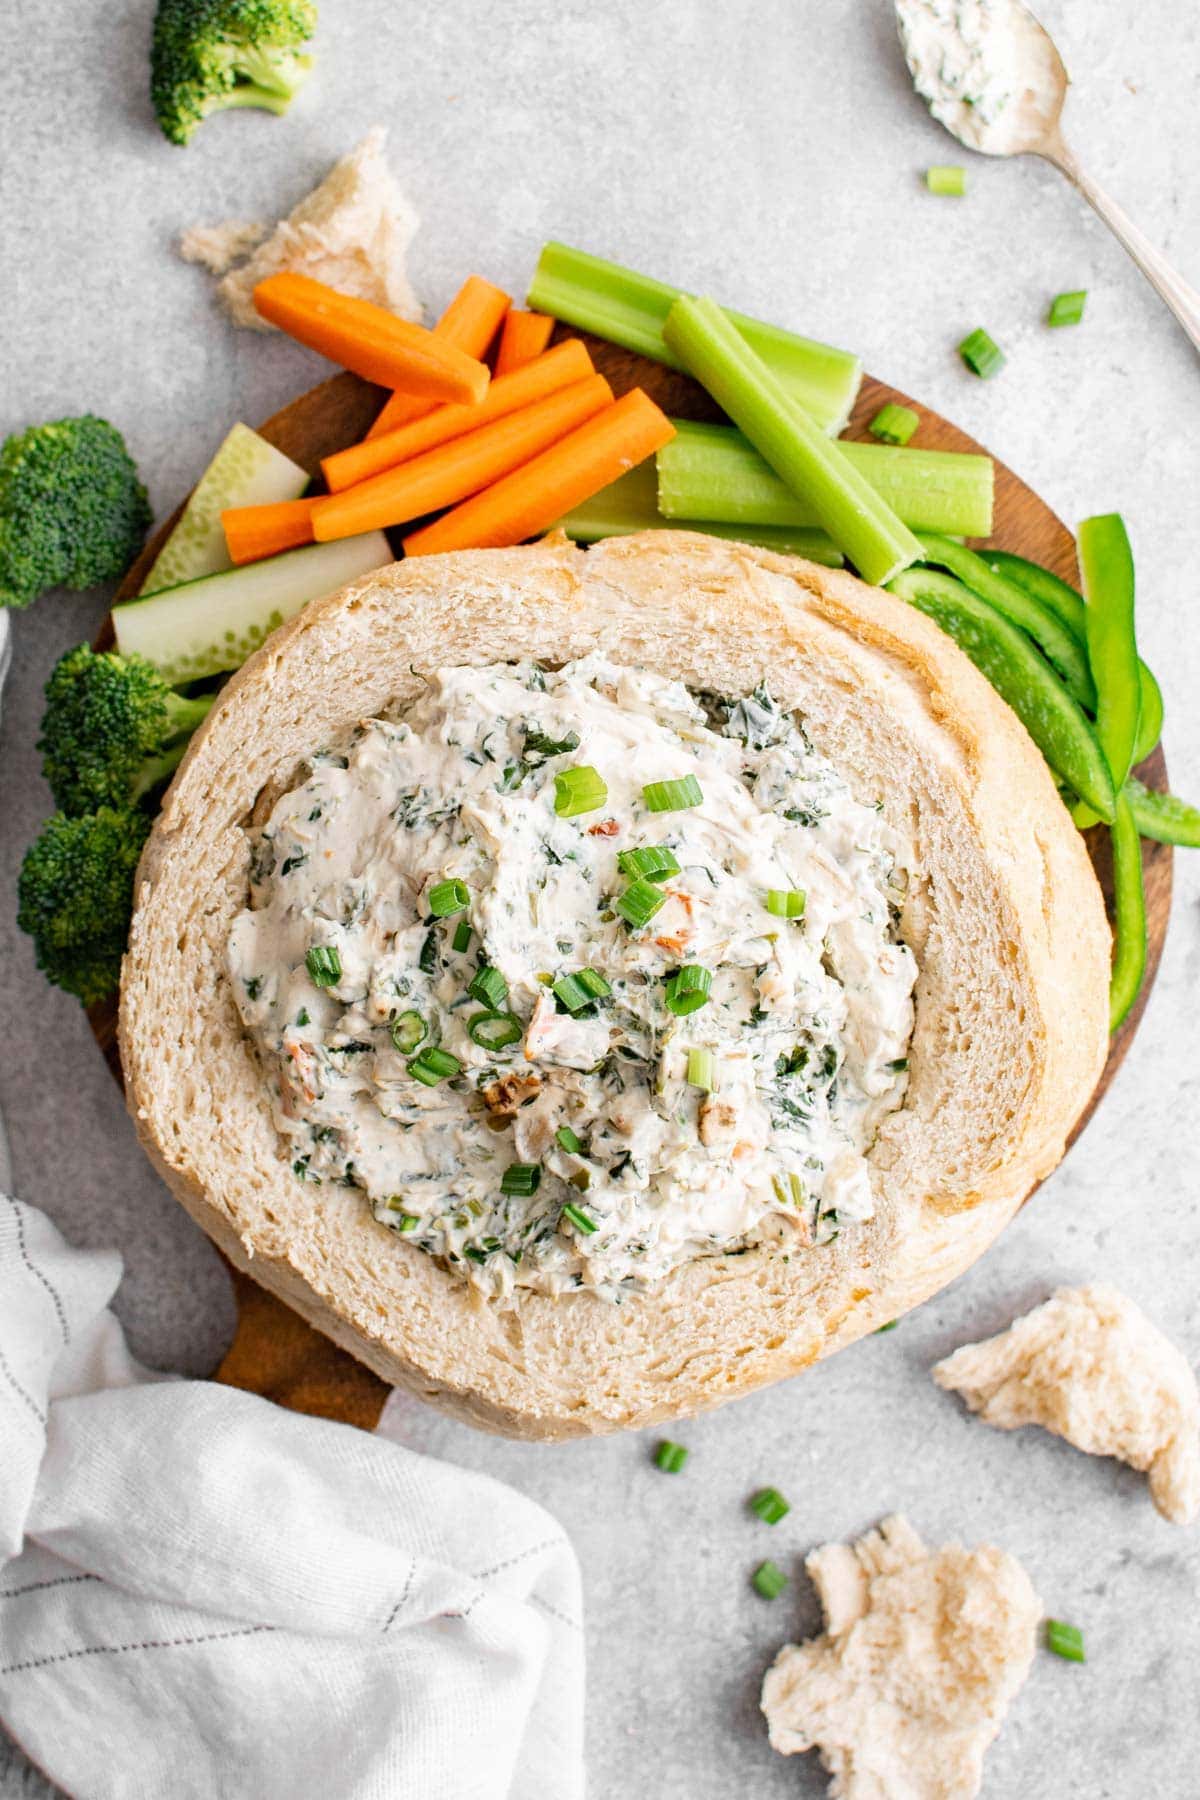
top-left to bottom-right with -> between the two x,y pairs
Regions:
1048,145 -> 1200,354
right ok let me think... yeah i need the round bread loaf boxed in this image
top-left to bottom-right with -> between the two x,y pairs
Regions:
119,532 -> 1110,1438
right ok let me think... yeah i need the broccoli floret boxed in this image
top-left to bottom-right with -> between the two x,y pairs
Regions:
151,0 -> 317,145
18,808 -> 151,1007
39,644 -> 215,815
0,416 -> 151,611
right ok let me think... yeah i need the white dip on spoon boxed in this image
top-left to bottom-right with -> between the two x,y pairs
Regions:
895,0 -> 1064,154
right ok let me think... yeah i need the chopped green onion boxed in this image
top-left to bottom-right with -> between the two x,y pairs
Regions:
686,1047 -> 715,1090
524,727 -> 581,757
428,878 -> 470,917
305,945 -> 341,988
1045,1619 -> 1086,1663
389,1010 -> 427,1054
642,774 -> 703,813
561,1200 -> 598,1235
556,1125 -> 585,1155
408,1046 -> 461,1086
654,1440 -> 688,1473
576,968 -> 611,998
958,327 -> 1005,379
1047,290 -> 1087,328
452,921 -> 473,954
875,1320 -> 899,1333
554,765 -> 607,817
665,964 -> 712,1016
468,1009 -> 523,1050
750,1486 -> 791,1525
468,964 -> 508,1009
868,403 -> 919,446
925,164 -> 966,196
501,1162 -> 542,1197
765,888 -> 806,919
388,1208 -> 420,1232
418,930 -> 439,975
616,845 -> 681,882
615,878 -> 667,928
554,968 -> 612,1013
752,1560 -> 788,1600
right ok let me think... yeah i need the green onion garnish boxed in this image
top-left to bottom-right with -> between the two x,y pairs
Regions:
750,1486 -> 791,1525
616,845 -> 681,882
642,774 -> 703,813
467,1009 -> 523,1050
305,944 -> 341,988
615,878 -> 667,929
654,1440 -> 688,1473
553,968 -> 612,1012
867,403 -> 919,447
389,1010 -> 427,1054
752,1560 -> 788,1600
686,1047 -> 715,1091
408,1046 -> 461,1086
958,327 -> 1005,379
561,1200 -> 598,1234
765,887 -> 806,919
554,765 -> 607,817
1045,1619 -> 1086,1662
1047,289 -> 1087,328
925,164 -> 966,196
665,964 -> 712,1016
556,1125 -> 585,1154
428,878 -> 470,917
418,930 -> 439,975
388,1209 -> 420,1232
452,921 -> 473,953
468,964 -> 508,1009
500,1162 -> 542,1197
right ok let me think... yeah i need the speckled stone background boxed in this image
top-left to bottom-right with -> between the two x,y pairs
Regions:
2,1 -> 1198,1794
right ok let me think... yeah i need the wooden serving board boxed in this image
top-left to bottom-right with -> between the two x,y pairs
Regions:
90,337 -> 1172,1433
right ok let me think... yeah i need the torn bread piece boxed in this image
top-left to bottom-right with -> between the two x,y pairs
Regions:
178,220 -> 269,277
934,1283 -> 1200,1525
761,1515 -> 1040,1800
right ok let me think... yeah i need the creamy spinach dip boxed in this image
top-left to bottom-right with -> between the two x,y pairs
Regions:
228,659 -> 917,1302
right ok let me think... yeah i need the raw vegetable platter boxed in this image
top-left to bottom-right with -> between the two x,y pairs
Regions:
85,310 -> 1172,1434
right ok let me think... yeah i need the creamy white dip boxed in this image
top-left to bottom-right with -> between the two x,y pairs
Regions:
228,660 -> 916,1303
895,0 -> 1062,154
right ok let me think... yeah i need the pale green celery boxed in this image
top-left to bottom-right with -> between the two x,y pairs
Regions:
658,420 -> 994,539
555,462 -> 843,565
527,242 -> 862,434
661,296 -> 921,586
139,424 -> 310,596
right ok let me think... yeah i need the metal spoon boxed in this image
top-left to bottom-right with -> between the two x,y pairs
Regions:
894,0 -> 1200,353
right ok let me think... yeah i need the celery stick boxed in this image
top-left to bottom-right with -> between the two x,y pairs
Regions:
527,242 -> 862,435
555,463 -> 843,566
114,532 -> 391,685
139,424 -> 309,596
658,420 -> 994,539
663,297 -> 920,587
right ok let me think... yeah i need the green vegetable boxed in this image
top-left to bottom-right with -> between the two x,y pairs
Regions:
452,921 -> 473,953
150,0 -> 317,146
501,1163 -> 541,1197
409,1046 -> 461,1086
643,774 -> 702,813
868,403 -> 919,446
958,328 -> 1005,378
305,944 -> 341,987
1079,514 -> 1140,795
467,1011 -> 523,1050
664,965 -> 712,1016
1126,778 -> 1200,847
1108,791 -> 1147,1032
765,888 -> 805,919
554,969 -> 611,1012
554,765 -> 607,818
1045,1619 -> 1086,1663
752,1560 -> 788,1600
428,878 -> 469,917
1047,291 -> 1087,328
663,295 -> 921,587
527,241 -> 862,433
654,1440 -> 688,1473
616,845 -> 681,882
561,1200 -> 598,1235
657,419 -> 994,540
887,567 -> 1116,821
112,531 -> 390,684
686,1048 -> 715,1091
615,878 -> 667,928
0,416 -> 150,610
17,807 -> 151,1005
926,165 -> 966,196
139,423 -> 308,595
38,645 -> 214,815
468,964 -> 508,1009
556,1125 -> 585,1155
749,1486 -> 791,1524
389,1011 -> 426,1054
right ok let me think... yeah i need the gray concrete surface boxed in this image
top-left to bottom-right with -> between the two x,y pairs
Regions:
2,0 -> 1198,1793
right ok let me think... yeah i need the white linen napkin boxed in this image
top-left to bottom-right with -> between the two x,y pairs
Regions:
0,1195 -> 584,1800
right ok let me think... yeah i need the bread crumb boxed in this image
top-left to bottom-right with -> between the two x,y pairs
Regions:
178,220 -> 268,277
934,1283 -> 1200,1524
761,1515 -> 1040,1799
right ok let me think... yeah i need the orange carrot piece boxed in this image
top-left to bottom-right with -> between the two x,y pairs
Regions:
322,340 -> 595,493
402,389 -> 676,558
365,276 -> 510,440
494,310 -> 556,377
311,375 -> 614,542
253,274 -> 490,406
222,498 -> 317,564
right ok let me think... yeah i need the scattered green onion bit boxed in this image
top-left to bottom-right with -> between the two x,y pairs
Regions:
686,1047 -> 715,1091
1045,1619 -> 1086,1663
926,164 -> 966,196
500,1161 -> 542,1197
388,1208 -> 420,1232
868,402 -> 920,446
765,887 -> 806,919
615,878 -> 667,929
467,1010 -> 523,1050
654,1440 -> 688,1473
561,1200 -> 598,1234
554,968 -> 612,1012
642,774 -> 703,813
469,963 -> 508,1009
428,878 -> 470,917
1047,289 -> 1087,328
750,1486 -> 791,1525
752,1560 -> 789,1600
556,1125 -> 585,1155
616,845 -> 681,882
305,944 -> 341,988
452,921 -> 473,954
408,1046 -> 461,1086
554,765 -> 608,817
958,327 -> 1005,379
665,964 -> 712,1016
389,1010 -> 427,1054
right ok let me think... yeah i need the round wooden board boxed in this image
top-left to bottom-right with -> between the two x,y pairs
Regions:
90,337 -> 1172,1432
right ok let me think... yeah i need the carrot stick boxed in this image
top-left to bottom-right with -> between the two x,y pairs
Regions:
366,276 -> 510,440
494,309 -> 556,377
222,498 -> 317,565
253,274 -> 490,406
322,340 -> 595,493
311,375 -> 614,542
402,389 -> 675,558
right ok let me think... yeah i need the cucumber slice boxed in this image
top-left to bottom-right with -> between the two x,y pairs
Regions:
114,532 -> 392,684
139,423 -> 309,596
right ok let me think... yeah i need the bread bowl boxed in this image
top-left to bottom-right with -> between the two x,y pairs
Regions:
119,530 -> 1109,1438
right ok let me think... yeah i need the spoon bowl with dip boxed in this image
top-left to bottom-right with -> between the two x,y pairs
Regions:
894,0 -> 1200,353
